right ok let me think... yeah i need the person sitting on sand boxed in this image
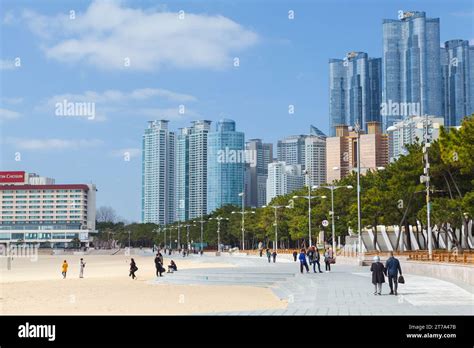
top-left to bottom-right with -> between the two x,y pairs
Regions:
168,260 -> 177,273
61,260 -> 68,279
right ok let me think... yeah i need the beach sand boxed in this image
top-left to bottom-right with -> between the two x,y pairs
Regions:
0,254 -> 287,315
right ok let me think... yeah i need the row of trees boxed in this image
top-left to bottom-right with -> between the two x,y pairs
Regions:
95,116 -> 473,252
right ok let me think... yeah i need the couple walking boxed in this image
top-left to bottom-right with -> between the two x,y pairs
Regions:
298,246 -> 326,273
370,252 -> 403,295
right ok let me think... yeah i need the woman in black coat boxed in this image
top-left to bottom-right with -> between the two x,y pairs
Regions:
129,258 -> 138,279
370,255 -> 385,295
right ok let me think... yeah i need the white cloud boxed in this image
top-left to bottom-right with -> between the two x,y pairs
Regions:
0,59 -> 16,70
0,108 -> 21,120
1,97 -> 24,104
40,88 -> 197,121
111,147 -> 141,158
5,137 -> 102,150
138,107 -> 200,120
45,88 -> 196,105
23,1 -> 259,71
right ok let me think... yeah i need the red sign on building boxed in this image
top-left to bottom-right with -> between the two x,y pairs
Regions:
0,171 -> 26,183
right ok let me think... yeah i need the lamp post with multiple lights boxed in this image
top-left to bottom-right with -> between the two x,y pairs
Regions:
262,200 -> 293,251
313,184 -> 353,252
292,190 -> 326,247
232,192 -> 255,250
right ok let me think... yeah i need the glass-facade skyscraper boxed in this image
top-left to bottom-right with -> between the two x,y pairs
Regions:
442,39 -> 474,127
141,120 -> 175,224
382,11 -> 442,130
207,119 -> 245,213
329,52 -> 382,136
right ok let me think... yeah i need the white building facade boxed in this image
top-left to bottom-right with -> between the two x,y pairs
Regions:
266,162 -> 304,204
387,115 -> 444,161
0,171 -> 96,247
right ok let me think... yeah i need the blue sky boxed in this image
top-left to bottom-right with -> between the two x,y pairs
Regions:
1,0 -> 473,222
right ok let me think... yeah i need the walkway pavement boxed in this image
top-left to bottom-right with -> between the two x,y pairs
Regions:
151,253 -> 474,315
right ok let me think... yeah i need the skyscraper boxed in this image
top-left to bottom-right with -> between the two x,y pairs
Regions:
176,120 -> 212,221
245,139 -> 273,208
329,52 -> 382,136
141,120 -> 175,224
382,11 -> 442,130
277,135 -> 307,169
266,162 -> 304,204
207,119 -> 245,213
442,39 -> 474,127
304,132 -> 327,187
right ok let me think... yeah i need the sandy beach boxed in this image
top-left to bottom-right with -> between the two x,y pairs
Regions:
0,253 -> 287,315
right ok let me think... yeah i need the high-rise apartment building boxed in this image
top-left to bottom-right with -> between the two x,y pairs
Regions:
329,51 -> 382,135
266,162 -> 304,204
207,119 -> 245,213
387,115 -> 444,162
277,135 -> 307,169
176,120 -> 212,221
142,120 -> 176,224
245,139 -> 273,208
304,132 -> 327,187
382,11 -> 442,130
441,39 -> 474,127
326,122 -> 388,182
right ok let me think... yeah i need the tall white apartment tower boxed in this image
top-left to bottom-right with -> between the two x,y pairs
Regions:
176,120 -> 212,221
304,130 -> 327,187
141,120 -> 176,224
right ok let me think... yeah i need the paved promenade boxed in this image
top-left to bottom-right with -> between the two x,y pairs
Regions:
152,253 -> 473,315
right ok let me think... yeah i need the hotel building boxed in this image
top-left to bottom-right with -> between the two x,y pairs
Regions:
0,171 -> 96,247
326,122 -> 388,182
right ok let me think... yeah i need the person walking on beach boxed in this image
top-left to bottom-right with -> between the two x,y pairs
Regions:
154,254 -> 164,277
298,249 -> 309,273
61,260 -> 68,279
292,250 -> 297,262
266,248 -> 271,263
129,258 -> 138,279
307,247 -> 314,266
370,255 -> 385,295
79,258 -> 86,278
324,247 -> 334,272
385,251 -> 402,295
311,247 -> 323,273
272,250 -> 277,263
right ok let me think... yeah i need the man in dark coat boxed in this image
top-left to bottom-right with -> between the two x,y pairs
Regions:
370,255 -> 385,295
385,251 -> 402,295
154,254 -> 164,277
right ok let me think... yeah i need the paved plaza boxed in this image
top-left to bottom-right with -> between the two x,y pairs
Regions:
152,253 -> 474,315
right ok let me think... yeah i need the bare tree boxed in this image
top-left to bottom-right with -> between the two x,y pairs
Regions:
96,206 -> 118,223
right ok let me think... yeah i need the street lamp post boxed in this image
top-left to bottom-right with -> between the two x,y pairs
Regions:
184,223 -> 196,250
313,184 -> 353,253
209,216 -> 229,255
419,114 -> 434,259
176,222 -> 184,250
262,201 -> 293,252
193,218 -> 208,254
293,191 -> 326,248
128,230 -> 131,249
232,192 -> 255,251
